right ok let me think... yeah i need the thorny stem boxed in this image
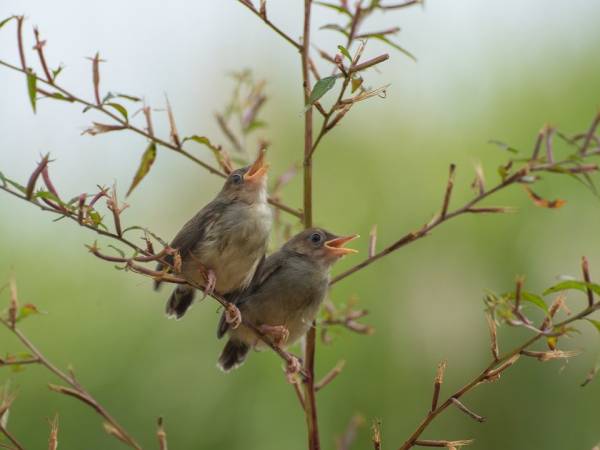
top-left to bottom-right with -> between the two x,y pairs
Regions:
397,300 -> 600,450
0,318 -> 142,449
0,59 -> 302,220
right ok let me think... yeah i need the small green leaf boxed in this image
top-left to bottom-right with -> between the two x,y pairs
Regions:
27,70 -> 37,113
543,280 -> 600,296
504,291 -> 549,313
49,93 -> 75,102
107,245 -> 126,258
16,304 -> 40,322
0,173 -> 27,193
115,93 -> 142,102
307,76 -> 337,106
51,65 -> 63,80
314,1 -> 352,15
338,45 -> 352,61
126,142 -> 157,196
106,102 -> 128,122
489,139 -> 520,154
586,319 -> 600,334
370,35 -> 416,61
183,135 -> 213,147
0,16 -> 14,30
320,24 -> 350,37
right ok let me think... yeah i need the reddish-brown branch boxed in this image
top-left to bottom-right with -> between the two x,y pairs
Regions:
331,157 -> 599,285
33,27 -> 53,83
0,59 -> 302,220
0,317 -> 141,449
397,298 -> 600,450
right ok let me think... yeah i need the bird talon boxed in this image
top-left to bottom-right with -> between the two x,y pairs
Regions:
258,324 -> 289,347
202,268 -> 217,298
225,303 -> 242,329
285,355 -> 302,383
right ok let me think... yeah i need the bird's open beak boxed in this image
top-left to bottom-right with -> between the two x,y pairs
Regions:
244,148 -> 270,183
325,234 -> 359,256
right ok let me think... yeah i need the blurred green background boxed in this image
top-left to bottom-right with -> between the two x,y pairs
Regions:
1,1 -> 600,449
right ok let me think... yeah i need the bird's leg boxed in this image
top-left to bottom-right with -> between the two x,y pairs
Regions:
225,303 -> 242,329
201,268 -> 217,298
258,324 -> 290,348
285,354 -> 302,384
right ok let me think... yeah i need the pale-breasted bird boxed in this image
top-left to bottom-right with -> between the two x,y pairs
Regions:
155,149 -> 272,319
216,228 -> 358,371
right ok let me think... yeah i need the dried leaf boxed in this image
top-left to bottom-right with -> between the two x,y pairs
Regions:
126,142 -> 157,197
523,186 -> 566,209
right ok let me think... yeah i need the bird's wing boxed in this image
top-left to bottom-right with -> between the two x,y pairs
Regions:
216,251 -> 287,339
154,199 -> 228,290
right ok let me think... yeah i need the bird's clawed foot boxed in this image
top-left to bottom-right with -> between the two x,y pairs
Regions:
225,303 -> 242,329
202,268 -> 217,298
258,324 -> 289,348
284,355 -> 303,383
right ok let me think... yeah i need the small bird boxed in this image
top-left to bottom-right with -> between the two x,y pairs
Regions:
216,227 -> 358,371
155,149 -> 272,319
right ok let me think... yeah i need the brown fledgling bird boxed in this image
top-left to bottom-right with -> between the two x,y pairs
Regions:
155,149 -> 272,319
216,228 -> 358,371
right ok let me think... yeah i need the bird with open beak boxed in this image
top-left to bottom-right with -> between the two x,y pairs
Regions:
155,149 -> 272,319
216,228 -> 358,371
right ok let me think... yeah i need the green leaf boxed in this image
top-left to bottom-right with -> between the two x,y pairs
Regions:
49,93 -> 75,102
489,139 -> 519,154
0,16 -> 14,30
307,76 -> 337,107
106,102 -> 128,122
183,135 -> 213,147
314,1 -> 352,15
370,35 -> 416,61
126,142 -> 157,196
0,173 -> 26,193
115,93 -> 142,102
320,24 -> 350,37
504,291 -> 549,313
26,70 -> 37,113
543,280 -> 600,297
16,304 -> 40,322
586,319 -> 600,334
51,65 -> 63,80
88,210 -> 107,230
338,45 -> 352,61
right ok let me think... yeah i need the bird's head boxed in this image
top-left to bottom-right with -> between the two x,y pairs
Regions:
285,228 -> 359,267
220,148 -> 269,204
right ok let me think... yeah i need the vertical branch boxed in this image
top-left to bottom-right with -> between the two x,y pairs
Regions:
301,2 -> 320,450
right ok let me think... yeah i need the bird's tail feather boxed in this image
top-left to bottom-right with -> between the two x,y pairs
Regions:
165,285 -> 196,319
217,339 -> 249,372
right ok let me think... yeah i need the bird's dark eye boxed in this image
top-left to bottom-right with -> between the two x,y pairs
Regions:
310,233 -> 322,244
231,173 -> 243,185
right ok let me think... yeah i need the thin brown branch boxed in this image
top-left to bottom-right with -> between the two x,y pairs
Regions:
236,0 -> 302,51
315,360 -> 345,391
0,59 -> 302,220
0,317 -> 141,449
581,111 -> 600,155
450,398 -> 485,423
431,360 -> 446,412
441,164 -> 456,218
0,424 -> 25,450
331,154 -> 598,285
582,256 -> 594,307
397,297 -> 600,450
33,27 -> 52,83
156,417 -> 168,450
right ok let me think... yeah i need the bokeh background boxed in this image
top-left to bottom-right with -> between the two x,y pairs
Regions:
1,1 -> 600,449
